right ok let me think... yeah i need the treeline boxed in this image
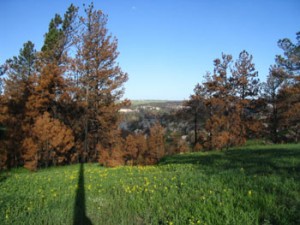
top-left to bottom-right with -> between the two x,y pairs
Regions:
0,4 -> 170,170
0,4 -> 125,170
0,3 -> 299,170
184,34 -> 299,150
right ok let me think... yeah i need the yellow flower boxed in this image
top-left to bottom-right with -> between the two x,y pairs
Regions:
189,218 -> 195,225
248,190 -> 252,196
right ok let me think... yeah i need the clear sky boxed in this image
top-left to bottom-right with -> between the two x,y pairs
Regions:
1,0 -> 299,100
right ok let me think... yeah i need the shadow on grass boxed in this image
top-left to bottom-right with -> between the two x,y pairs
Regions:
0,170 -> 10,183
0,174 -> 8,183
73,163 -> 92,225
160,145 -> 300,178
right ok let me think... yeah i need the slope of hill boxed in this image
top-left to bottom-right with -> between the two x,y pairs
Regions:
0,143 -> 299,225
123,100 -> 184,110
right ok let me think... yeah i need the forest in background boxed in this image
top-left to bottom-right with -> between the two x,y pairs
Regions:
0,3 -> 299,171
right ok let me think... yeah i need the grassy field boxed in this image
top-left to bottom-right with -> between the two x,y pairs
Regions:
0,143 -> 299,225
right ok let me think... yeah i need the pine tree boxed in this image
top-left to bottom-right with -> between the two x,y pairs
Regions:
183,90 -> 207,146
274,32 -> 300,142
2,41 -> 36,167
263,66 -> 285,143
1,3 -> 130,169
23,5 -> 79,169
190,52 -> 258,150
124,134 -> 138,165
147,123 -> 165,163
0,62 -> 8,169
74,3 -> 128,162
203,54 -> 241,150
135,133 -> 148,165
41,4 -> 78,65
123,133 -> 148,165
231,50 -> 261,139
23,112 -> 74,170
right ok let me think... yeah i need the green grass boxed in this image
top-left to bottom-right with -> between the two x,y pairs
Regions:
0,144 -> 299,225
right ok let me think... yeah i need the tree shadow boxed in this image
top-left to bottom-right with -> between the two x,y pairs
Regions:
73,163 -> 92,225
0,174 -> 8,183
159,146 -> 300,178
0,170 -> 11,183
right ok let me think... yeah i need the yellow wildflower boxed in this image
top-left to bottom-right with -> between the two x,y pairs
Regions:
248,190 -> 252,196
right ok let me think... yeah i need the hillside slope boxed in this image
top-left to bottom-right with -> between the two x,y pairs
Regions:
0,144 -> 299,225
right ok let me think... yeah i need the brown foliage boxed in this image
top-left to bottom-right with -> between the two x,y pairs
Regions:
147,123 -> 165,163
23,137 -> 38,171
98,141 -> 124,167
124,134 -> 138,165
191,52 -> 258,150
23,112 -> 74,170
4,3 -> 298,171
123,133 -> 148,165
73,3 -> 128,163
0,140 -> 7,170
0,4 -> 129,170
279,86 -> 300,142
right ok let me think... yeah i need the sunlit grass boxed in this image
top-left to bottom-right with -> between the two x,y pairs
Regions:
0,143 -> 299,225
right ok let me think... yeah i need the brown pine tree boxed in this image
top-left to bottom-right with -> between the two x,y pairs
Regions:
2,41 -> 36,168
124,134 -> 138,165
123,133 -> 148,165
22,5 -> 79,169
22,63 -> 70,169
97,132 -> 124,167
74,3 -> 128,163
263,66 -> 285,143
275,32 -> 300,142
147,123 -> 165,163
1,3 -> 130,169
23,112 -> 74,170
231,50 -> 261,139
183,91 -> 207,146
203,54 -> 241,150
191,53 -> 254,150
135,133 -> 148,165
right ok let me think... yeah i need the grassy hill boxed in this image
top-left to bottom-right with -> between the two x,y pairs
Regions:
0,143 -> 299,225
128,100 -> 183,108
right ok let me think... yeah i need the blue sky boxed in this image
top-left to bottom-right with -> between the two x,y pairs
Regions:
1,0 -> 299,100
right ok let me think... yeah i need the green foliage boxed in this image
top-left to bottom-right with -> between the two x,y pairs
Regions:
6,41 -> 36,78
41,4 -> 78,63
0,144 -> 299,225
276,31 -> 300,73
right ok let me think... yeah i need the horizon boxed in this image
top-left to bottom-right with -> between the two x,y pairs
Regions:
1,0 -> 299,100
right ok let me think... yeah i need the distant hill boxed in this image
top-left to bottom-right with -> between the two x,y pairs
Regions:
119,100 -> 184,114
129,100 -> 183,108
